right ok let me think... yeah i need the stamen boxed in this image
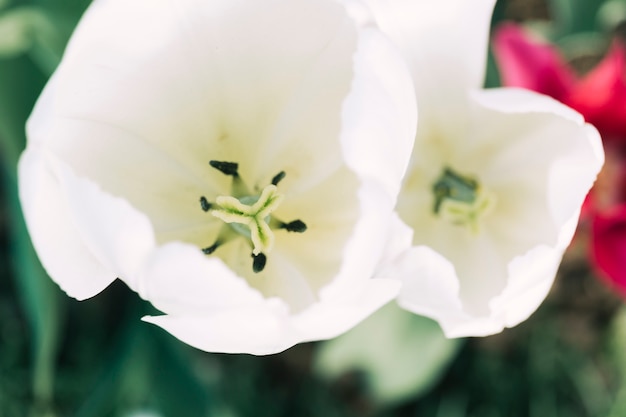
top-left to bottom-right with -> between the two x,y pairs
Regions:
200,165 -> 305,271
209,160 -> 239,177
199,196 -> 212,212
252,253 -> 267,273
202,242 -> 220,255
281,220 -> 307,233
271,171 -> 286,186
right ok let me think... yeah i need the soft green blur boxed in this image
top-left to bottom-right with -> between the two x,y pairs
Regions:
0,0 -> 624,416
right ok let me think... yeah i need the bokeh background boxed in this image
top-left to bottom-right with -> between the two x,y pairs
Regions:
2,0 -> 626,416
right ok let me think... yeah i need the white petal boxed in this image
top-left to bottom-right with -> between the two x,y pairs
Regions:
18,149 -> 114,300
140,242 -> 400,354
52,165 -> 155,294
394,245 -> 519,337
362,0 -> 496,129
471,88 -> 604,227
314,26 -> 416,309
340,27 -> 417,198
138,242 -> 268,315
393,246 -> 504,337
18,148 -> 155,299
292,278 -> 401,342
139,242 -> 301,355
143,310 -> 299,355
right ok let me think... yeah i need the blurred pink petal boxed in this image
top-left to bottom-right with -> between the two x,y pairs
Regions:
566,41 -> 626,142
492,22 -> 576,102
592,205 -> 626,298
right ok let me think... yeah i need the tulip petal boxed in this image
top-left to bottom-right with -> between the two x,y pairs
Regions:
51,157 -> 158,294
591,205 -> 626,298
492,22 -> 577,102
340,27 -> 417,197
362,0 -> 495,127
18,148 -> 117,300
566,41 -> 626,141
140,242 -> 400,354
292,278 -> 401,342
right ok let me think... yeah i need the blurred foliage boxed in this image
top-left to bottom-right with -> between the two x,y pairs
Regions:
1,0 -> 625,416
314,303 -> 461,408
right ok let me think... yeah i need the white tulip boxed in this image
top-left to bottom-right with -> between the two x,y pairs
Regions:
365,0 -> 604,336
19,0 -> 417,354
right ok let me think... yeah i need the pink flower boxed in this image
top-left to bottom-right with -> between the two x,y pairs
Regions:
493,23 -> 576,103
494,22 -> 626,296
566,42 -> 626,142
592,206 -> 626,298
493,22 -> 626,143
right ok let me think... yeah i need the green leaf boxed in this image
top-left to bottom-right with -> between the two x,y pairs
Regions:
3,163 -> 61,412
0,7 -> 50,58
607,306 -> 626,417
597,0 -> 626,31
148,329 -> 216,417
0,49 -> 60,411
547,0 -> 608,35
73,316 -> 146,417
314,302 -> 462,407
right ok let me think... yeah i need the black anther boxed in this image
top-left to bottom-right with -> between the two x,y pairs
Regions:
271,171 -> 286,186
281,220 -> 307,233
252,253 -> 267,273
200,196 -> 212,212
209,160 -> 239,176
202,242 -> 220,255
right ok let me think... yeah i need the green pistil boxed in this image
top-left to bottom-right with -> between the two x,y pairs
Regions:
432,167 -> 496,234
210,185 -> 284,255
200,163 -> 307,273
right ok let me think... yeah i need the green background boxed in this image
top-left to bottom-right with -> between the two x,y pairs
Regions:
1,0 -> 626,415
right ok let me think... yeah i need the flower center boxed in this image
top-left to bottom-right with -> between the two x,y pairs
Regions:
432,167 -> 496,234
211,184 -> 283,255
199,160 -> 307,273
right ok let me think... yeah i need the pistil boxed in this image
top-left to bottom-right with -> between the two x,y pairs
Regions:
199,161 -> 307,273
432,167 -> 496,234
210,184 -> 284,255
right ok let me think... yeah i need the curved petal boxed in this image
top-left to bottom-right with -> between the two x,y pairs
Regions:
142,313 -> 298,356
394,246 -> 505,337
292,278 -> 401,342
138,242 -> 299,355
140,242 -> 400,354
487,217 -> 576,330
340,27 -> 417,198
396,242 -> 562,337
293,19 -> 415,318
492,22 -> 577,102
18,148 -> 117,300
49,157 -> 157,294
472,88 -> 604,229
